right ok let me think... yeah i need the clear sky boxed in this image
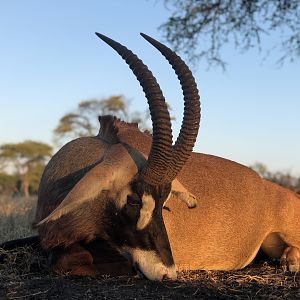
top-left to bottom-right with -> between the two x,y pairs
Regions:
0,1 -> 299,175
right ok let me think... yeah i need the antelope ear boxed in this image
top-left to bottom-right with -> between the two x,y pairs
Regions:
37,144 -> 138,225
97,115 -> 120,144
97,115 -> 139,144
166,179 -> 197,208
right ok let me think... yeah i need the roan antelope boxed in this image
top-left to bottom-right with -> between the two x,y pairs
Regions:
34,32 -> 201,281
2,34 -> 300,281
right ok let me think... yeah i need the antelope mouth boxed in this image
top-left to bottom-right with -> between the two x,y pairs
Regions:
134,262 -> 147,279
120,247 -> 177,281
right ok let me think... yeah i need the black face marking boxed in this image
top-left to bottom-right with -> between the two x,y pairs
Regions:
102,180 -> 174,267
130,178 -> 172,204
126,193 -> 142,207
163,206 -> 171,212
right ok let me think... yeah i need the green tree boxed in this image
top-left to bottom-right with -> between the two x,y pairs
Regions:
0,172 -> 18,196
160,0 -> 300,69
27,162 -> 46,195
53,96 -> 150,145
0,141 -> 52,197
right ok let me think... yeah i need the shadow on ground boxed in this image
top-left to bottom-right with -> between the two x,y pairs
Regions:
1,245 -> 300,299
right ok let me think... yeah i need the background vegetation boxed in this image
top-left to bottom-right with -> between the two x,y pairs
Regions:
0,94 -> 299,244
0,196 -> 36,244
160,0 -> 300,69
0,96 -> 149,199
0,1 -> 299,297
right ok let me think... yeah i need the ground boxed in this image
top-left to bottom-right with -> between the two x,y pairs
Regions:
1,245 -> 300,299
1,196 -> 300,299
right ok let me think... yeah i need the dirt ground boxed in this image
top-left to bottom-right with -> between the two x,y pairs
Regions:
1,245 -> 300,299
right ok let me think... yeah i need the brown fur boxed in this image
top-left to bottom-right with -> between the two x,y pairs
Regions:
121,129 -> 300,271
36,120 -> 300,275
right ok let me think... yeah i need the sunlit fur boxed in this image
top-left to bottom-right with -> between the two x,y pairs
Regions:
36,115 -> 300,278
126,128 -> 300,273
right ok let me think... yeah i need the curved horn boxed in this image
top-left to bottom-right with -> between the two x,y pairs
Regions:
95,33 -> 173,185
140,33 -> 201,182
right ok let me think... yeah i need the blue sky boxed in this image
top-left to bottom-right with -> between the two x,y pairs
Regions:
0,1 -> 299,174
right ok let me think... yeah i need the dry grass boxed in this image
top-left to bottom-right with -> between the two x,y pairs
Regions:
0,196 -> 37,244
1,246 -> 300,299
1,196 -> 300,299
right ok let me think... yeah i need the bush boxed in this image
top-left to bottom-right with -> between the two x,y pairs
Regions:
251,163 -> 300,195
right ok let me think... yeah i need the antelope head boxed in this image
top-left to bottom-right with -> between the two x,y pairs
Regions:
37,33 -> 200,280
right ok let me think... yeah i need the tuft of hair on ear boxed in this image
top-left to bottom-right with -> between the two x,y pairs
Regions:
97,115 -> 120,144
97,115 -> 141,144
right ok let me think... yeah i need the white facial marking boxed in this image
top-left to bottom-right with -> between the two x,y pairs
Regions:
162,190 -> 172,207
124,247 -> 177,281
137,194 -> 155,230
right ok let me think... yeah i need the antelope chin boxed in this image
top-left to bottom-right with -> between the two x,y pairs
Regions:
122,247 -> 177,281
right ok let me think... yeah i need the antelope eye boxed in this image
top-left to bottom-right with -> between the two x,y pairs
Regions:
127,194 -> 141,207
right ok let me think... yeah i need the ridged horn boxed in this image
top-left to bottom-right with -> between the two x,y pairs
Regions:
140,33 -> 201,182
95,32 -> 173,185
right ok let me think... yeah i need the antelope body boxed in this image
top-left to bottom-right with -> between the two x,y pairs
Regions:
34,33 -> 300,280
167,153 -> 300,272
